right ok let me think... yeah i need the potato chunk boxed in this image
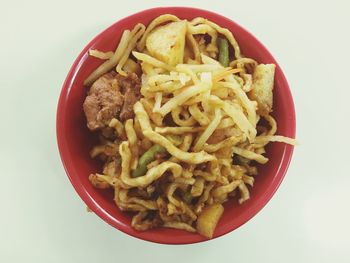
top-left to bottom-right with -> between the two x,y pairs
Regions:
146,21 -> 187,66
248,64 -> 276,116
196,203 -> 224,238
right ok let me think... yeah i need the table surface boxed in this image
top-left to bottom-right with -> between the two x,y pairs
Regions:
1,0 -> 349,262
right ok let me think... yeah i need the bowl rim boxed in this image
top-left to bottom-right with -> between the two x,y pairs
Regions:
56,6 -> 296,245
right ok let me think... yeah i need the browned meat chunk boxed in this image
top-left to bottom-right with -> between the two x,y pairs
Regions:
118,73 -> 141,121
83,72 -> 141,131
83,72 -> 123,130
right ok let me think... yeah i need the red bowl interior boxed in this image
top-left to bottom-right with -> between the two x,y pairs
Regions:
56,7 -> 296,244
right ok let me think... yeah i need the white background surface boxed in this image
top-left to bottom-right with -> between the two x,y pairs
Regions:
1,0 -> 349,262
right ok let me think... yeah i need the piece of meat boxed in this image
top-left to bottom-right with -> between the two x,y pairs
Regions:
100,127 -> 117,140
118,73 -> 141,121
83,72 -> 123,130
83,72 -> 141,131
248,64 -> 275,116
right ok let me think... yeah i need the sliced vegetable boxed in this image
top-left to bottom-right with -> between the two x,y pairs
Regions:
131,144 -> 167,178
218,37 -> 229,67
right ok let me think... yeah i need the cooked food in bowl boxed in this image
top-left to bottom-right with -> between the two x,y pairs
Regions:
83,14 -> 296,239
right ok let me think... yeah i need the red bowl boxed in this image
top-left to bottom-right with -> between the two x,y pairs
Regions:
57,7 -> 296,244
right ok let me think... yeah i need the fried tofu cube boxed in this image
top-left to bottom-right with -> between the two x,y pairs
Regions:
248,64 -> 276,116
196,203 -> 224,239
146,21 -> 187,66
